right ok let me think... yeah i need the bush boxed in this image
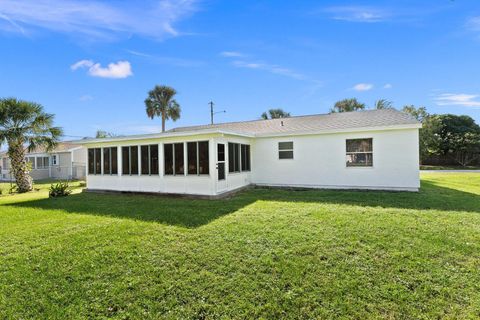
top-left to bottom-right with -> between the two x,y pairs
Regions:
49,181 -> 72,198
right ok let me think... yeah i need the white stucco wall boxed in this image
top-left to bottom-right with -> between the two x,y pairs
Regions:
251,128 -> 420,191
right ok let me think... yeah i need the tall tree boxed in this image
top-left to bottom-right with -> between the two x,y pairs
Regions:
0,98 -> 62,192
330,98 -> 365,113
428,114 -> 480,166
95,130 -> 116,138
374,99 -> 394,109
261,108 -> 291,120
402,105 -> 429,122
145,85 -> 181,132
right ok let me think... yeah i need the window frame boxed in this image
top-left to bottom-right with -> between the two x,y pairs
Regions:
278,141 -> 294,160
228,142 -> 250,173
51,154 -> 58,166
140,144 -> 159,176
187,141 -> 210,176
103,147 -> 118,175
345,138 -> 373,168
88,148 -> 102,175
164,142 -> 185,176
121,146 -> 139,176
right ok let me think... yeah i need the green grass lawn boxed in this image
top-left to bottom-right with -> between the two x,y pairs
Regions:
1,173 -> 479,319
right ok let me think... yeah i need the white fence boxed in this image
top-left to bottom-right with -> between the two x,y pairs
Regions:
0,164 -> 86,181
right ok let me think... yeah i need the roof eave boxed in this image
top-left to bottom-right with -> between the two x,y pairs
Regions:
255,123 -> 422,138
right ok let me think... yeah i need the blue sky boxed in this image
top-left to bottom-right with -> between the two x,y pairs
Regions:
0,0 -> 479,139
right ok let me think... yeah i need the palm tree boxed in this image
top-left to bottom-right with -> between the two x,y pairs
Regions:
261,108 -> 291,120
145,85 -> 181,132
374,99 -> 394,109
330,98 -> 365,113
0,98 -> 63,192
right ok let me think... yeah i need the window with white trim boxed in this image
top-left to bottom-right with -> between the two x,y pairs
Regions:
346,138 -> 373,167
140,144 -> 159,175
26,157 -> 36,169
122,146 -> 139,175
187,141 -> 209,175
51,155 -> 58,166
103,147 -> 118,175
228,143 -> 250,173
88,148 -> 102,174
164,143 -> 184,175
278,141 -> 293,159
36,157 -> 49,169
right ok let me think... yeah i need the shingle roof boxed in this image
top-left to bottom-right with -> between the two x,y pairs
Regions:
24,142 -> 80,154
169,109 -> 420,136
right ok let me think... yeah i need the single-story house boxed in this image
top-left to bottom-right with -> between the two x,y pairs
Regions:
0,142 -> 87,181
79,109 -> 421,197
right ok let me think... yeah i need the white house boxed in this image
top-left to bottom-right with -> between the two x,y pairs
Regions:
0,142 -> 87,181
79,109 -> 421,197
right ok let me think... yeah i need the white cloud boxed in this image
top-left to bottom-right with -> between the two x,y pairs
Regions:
71,60 -> 133,79
434,93 -> 480,107
352,83 -> 374,91
466,16 -> 480,31
0,0 -> 198,41
79,94 -> 93,101
325,6 -> 390,23
220,51 -> 245,58
232,60 -> 306,80
383,83 -> 392,89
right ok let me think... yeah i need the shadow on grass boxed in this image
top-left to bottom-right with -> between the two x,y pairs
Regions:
5,180 -> 480,228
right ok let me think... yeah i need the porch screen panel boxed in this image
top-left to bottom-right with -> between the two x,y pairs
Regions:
94,148 -> 102,174
103,148 -> 110,174
130,146 -> 138,174
111,147 -> 118,174
122,147 -> 130,175
164,144 -> 173,175
88,149 -> 95,174
150,145 -> 159,175
198,141 -> 209,174
141,145 -> 149,175
174,143 -> 184,175
187,142 -> 197,174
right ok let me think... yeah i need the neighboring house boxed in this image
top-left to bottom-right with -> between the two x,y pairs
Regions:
79,109 -> 422,197
0,142 -> 87,181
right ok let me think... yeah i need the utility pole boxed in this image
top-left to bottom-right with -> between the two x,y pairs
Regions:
209,101 -> 226,125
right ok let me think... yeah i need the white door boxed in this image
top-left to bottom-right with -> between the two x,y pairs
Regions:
216,143 -> 227,193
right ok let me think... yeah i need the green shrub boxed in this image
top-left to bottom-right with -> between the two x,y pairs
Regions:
9,185 -> 17,194
49,181 -> 72,198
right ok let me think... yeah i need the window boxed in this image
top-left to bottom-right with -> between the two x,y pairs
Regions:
25,157 -> 35,169
228,143 -> 240,173
121,146 -> 138,175
36,157 -> 49,169
103,147 -> 118,175
51,155 -> 58,166
2,158 -> 8,169
187,141 -> 209,175
241,144 -> 251,171
346,138 -> 373,167
164,143 -> 184,175
88,148 -> 101,174
278,142 -> 294,159
140,144 -> 159,175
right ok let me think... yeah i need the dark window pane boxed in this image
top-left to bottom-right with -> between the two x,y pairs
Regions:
217,144 -> 225,162
228,143 -> 235,173
218,162 -> 225,180
279,150 -> 294,159
150,145 -> 159,175
174,143 -> 184,175
130,146 -> 138,175
111,148 -> 118,174
241,145 -> 247,171
346,139 -> 372,152
88,149 -> 95,174
103,148 -> 110,174
187,142 -> 197,175
346,153 -> 373,167
95,148 -> 101,174
198,141 -> 209,174
234,143 -> 240,172
141,145 -> 149,175
122,147 -> 130,175
279,141 -> 293,150
164,144 -> 173,175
